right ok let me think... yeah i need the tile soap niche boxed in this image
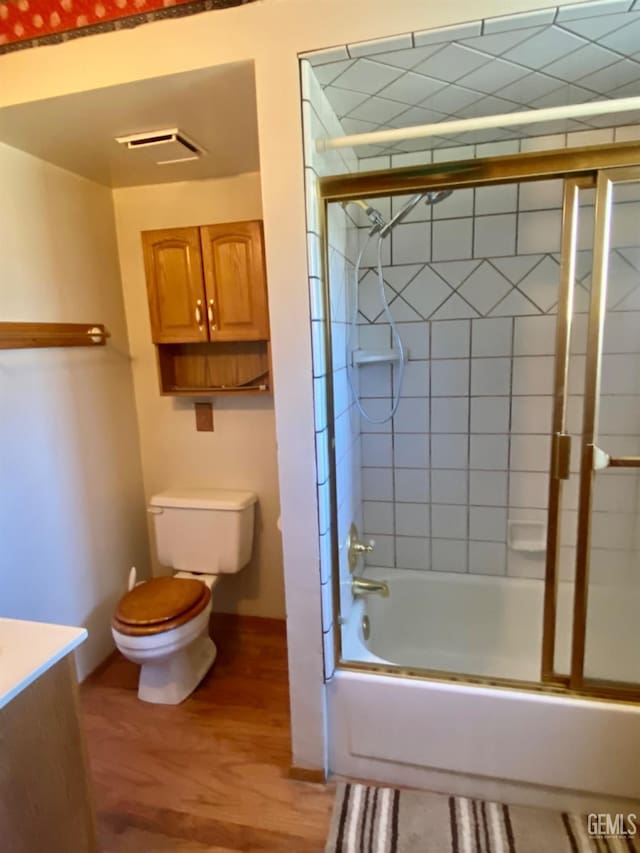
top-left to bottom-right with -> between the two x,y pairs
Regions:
507,520 -> 546,553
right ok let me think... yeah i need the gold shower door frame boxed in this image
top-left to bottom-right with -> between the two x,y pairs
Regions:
318,143 -> 640,702
551,166 -> 640,700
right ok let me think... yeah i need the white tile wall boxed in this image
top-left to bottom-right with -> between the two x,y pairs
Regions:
472,317 -> 513,356
432,539 -> 468,573
431,469 -> 468,504
431,359 -> 469,396
432,219 -> 473,261
362,433 -> 393,467
353,173 -> 640,579
363,501 -> 394,535
431,434 -> 468,469
394,434 -> 429,468
401,361 -> 430,396
470,471 -> 508,506
474,214 -> 517,257
393,222 -> 431,264
458,263 -> 511,314
468,541 -> 507,575
431,319 -> 470,358
397,536 -> 430,570
470,397 -> 510,433
362,467 -> 393,501
470,435 -> 509,470
432,398 -> 469,433
393,397 -> 429,432
471,358 -> 511,396
302,61 -> 363,669
432,504 -> 468,538
313,55 -> 640,590
396,503 -> 430,537
470,506 -> 508,542
396,468 -> 430,502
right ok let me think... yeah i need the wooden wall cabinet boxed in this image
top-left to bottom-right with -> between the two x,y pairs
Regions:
201,221 -> 269,342
142,220 -> 271,395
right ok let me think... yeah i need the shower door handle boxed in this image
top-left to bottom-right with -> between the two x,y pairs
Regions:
551,433 -> 571,480
588,443 -> 640,470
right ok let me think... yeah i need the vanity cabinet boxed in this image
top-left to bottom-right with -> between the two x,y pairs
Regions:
0,619 -> 97,853
142,220 -> 271,395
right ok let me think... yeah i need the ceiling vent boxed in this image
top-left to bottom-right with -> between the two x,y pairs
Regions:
114,128 -> 206,165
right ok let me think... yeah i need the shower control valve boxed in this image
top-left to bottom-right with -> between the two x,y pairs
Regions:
352,539 -> 375,554
347,523 -> 376,572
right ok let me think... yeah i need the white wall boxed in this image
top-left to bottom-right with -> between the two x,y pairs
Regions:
112,172 -> 284,618
0,142 -> 149,679
0,0 -> 585,770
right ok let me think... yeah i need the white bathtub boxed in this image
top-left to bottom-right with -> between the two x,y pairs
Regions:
342,567 -> 640,684
330,567 -> 640,809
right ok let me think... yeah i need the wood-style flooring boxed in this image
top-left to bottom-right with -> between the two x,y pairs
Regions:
80,615 -> 334,852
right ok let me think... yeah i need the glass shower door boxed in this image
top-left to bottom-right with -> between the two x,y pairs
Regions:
570,167 -> 640,692
541,177 -> 591,683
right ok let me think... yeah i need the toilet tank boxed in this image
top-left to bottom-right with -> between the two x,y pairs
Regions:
149,489 -> 257,575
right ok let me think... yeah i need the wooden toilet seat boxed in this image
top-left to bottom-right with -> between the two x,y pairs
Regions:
112,577 -> 211,637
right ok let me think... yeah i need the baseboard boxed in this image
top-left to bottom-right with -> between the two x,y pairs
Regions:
211,611 -> 287,634
289,766 -> 327,784
80,648 -> 119,684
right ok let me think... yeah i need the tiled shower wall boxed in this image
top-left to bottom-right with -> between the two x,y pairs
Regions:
301,61 -> 362,672
303,68 -> 640,659
346,127 -> 640,585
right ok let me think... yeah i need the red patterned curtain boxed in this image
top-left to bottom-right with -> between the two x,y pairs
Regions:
0,0 -> 254,54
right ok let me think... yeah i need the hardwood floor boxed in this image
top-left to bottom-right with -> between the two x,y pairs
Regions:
80,615 -> 334,852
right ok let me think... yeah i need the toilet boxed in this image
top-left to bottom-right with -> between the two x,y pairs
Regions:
111,488 -> 257,704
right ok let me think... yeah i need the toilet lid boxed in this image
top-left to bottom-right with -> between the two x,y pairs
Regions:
114,577 -> 208,628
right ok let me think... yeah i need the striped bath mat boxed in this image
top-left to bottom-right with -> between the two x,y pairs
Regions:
326,782 -> 640,852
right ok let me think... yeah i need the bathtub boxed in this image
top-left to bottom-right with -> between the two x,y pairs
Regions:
341,568 -> 640,684
329,567 -> 640,809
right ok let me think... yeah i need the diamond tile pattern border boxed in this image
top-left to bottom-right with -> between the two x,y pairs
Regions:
357,249 -> 640,323
302,1 -> 640,157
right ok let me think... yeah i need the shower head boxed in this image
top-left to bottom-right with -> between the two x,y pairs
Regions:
379,193 -> 423,237
425,190 -> 453,205
343,190 -> 454,238
378,189 -> 453,238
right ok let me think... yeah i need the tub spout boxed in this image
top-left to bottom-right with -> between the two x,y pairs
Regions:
352,577 -> 389,598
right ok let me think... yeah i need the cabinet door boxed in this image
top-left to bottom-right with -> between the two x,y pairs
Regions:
200,221 -> 269,341
142,227 -> 208,344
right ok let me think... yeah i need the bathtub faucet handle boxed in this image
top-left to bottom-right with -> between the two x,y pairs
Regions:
348,523 -> 376,571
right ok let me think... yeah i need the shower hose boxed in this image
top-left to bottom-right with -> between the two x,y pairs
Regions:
347,231 -> 405,425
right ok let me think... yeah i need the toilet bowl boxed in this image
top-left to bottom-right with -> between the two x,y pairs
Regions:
112,574 -> 220,704
112,488 -> 257,704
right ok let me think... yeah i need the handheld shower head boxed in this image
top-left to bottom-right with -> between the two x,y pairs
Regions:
342,190 -> 454,239
379,193 -> 424,238
342,199 -> 387,234
425,190 -> 454,205
378,189 -> 453,238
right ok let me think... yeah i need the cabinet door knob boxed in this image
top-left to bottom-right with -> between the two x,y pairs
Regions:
208,298 -> 217,330
195,299 -> 203,326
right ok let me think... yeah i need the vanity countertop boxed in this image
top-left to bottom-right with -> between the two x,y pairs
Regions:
0,617 -> 87,710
